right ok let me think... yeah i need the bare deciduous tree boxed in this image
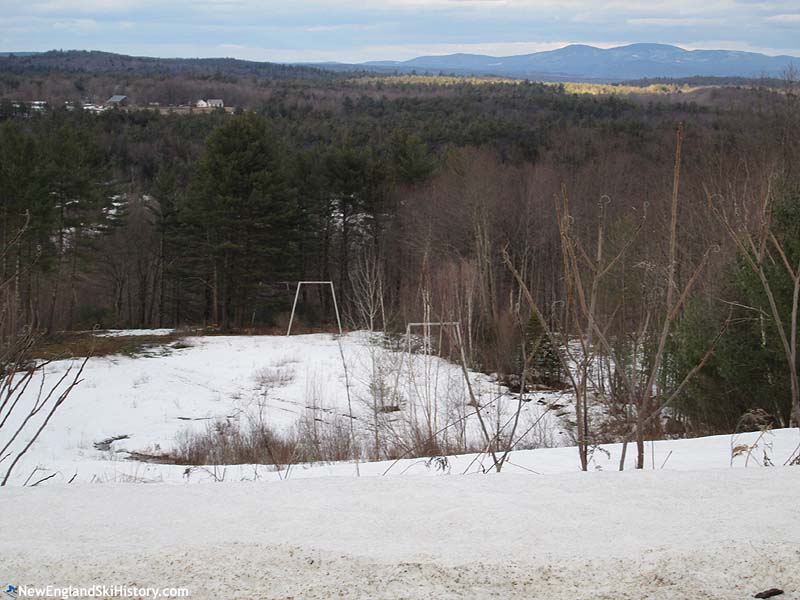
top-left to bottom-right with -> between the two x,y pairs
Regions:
710,176 -> 800,426
0,217 -> 88,485
507,126 -> 721,470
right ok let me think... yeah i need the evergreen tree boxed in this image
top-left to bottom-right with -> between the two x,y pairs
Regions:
388,130 -> 436,185
183,113 -> 299,330
41,123 -> 113,331
0,123 -> 45,331
670,181 -> 800,430
150,165 -> 183,326
323,144 -> 384,305
525,311 -> 562,387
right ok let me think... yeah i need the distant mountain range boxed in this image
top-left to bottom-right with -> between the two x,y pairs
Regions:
318,43 -> 799,81
2,44 -> 797,83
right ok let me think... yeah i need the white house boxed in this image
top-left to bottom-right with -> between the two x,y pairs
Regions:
196,99 -> 224,109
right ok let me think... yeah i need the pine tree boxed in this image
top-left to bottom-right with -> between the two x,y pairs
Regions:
183,113 -> 299,330
388,130 -> 436,185
670,181 -> 800,430
41,124 -> 113,331
525,311 -> 562,387
323,144 -> 383,306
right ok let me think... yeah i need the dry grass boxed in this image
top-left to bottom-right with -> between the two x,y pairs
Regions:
172,419 -> 302,467
27,323 -> 345,362
252,365 -> 296,388
28,331 -> 181,361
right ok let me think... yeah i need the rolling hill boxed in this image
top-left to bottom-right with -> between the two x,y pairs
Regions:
357,43 -> 799,81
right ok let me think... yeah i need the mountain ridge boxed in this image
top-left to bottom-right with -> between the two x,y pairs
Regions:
351,43 -> 799,81
1,44 -> 797,82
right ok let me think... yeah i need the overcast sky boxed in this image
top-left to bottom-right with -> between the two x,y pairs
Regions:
2,0 -> 799,62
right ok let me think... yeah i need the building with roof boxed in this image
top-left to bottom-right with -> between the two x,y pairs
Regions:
105,95 -> 129,107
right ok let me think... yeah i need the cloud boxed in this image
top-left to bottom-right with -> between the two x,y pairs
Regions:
27,0 -> 145,15
305,25 -> 342,32
627,18 -> 711,26
765,13 -> 800,23
50,18 -> 99,31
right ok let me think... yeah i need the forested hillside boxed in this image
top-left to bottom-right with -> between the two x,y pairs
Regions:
0,50 -> 337,79
1,64 -> 798,448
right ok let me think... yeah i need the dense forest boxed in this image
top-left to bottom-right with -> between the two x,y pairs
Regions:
1,58 -> 799,462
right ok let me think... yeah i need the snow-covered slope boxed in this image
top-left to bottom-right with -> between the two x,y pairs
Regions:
2,332 -> 571,484
4,331 -> 799,484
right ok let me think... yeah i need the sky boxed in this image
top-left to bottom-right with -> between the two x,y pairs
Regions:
1,0 -> 800,63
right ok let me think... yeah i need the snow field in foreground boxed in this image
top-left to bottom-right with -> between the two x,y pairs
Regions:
2,331 -> 800,597
1,468 -> 799,599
